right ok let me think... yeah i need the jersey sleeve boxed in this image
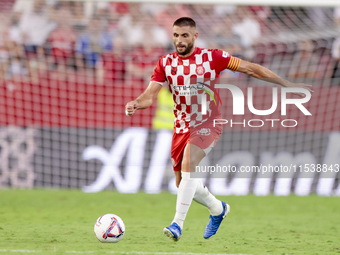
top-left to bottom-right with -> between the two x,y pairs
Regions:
211,49 -> 241,74
150,57 -> 166,85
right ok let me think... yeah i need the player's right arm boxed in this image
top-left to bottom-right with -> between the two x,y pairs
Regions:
126,56 -> 167,116
125,81 -> 163,116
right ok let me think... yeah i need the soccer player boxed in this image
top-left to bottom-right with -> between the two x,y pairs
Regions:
125,17 -> 312,241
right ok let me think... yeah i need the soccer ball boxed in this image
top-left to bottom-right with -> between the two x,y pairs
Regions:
94,214 -> 125,243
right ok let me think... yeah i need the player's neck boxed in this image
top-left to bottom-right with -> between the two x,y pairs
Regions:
178,47 -> 196,59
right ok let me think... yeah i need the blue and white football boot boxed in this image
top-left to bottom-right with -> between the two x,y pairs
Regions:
163,222 -> 182,241
203,201 -> 230,239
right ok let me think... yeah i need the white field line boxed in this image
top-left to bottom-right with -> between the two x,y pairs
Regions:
0,250 -> 251,255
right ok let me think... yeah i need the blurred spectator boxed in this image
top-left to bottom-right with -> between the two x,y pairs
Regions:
155,4 -> 190,36
8,12 -> 24,46
141,15 -> 169,48
0,0 -> 15,12
0,13 -> 10,80
232,6 -> 261,48
126,34 -> 166,86
95,3 -> 111,25
75,17 -> 112,71
12,0 -> 34,14
106,2 -> 130,37
248,6 -> 271,34
107,2 -> 129,38
288,40 -> 319,79
102,35 -> 127,86
213,5 -> 236,17
118,3 -> 142,48
110,2 -> 129,15
48,8 -> 77,71
8,56 -> 28,79
119,5 -> 168,49
0,11 -> 28,80
188,4 -> 218,46
5,24 -> 28,80
19,0 -> 57,55
70,1 -> 88,29
208,13 -> 241,51
84,1 -> 108,18
107,9 -> 121,37
140,3 -> 166,16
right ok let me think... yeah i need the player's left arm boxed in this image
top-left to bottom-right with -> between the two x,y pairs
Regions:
237,59 -> 313,97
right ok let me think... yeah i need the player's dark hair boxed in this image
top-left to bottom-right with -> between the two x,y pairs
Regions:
173,17 -> 196,28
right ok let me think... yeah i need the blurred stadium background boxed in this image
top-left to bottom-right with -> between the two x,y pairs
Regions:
0,0 -> 340,196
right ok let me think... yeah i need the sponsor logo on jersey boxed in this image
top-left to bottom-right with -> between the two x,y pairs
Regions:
171,82 -> 222,106
197,82 -> 222,106
197,128 -> 211,136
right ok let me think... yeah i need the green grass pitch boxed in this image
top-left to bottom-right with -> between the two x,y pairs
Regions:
0,189 -> 339,255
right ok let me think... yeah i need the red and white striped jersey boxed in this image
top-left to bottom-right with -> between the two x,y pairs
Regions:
151,47 -> 240,134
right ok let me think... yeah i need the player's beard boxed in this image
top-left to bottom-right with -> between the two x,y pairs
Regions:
176,40 -> 194,56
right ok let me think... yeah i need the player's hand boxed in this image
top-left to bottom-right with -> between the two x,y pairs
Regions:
286,83 -> 313,97
125,101 -> 138,116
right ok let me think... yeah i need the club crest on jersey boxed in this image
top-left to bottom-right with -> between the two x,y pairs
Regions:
196,66 -> 205,76
197,128 -> 211,136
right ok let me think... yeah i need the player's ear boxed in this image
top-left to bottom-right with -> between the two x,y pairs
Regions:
194,32 -> 198,40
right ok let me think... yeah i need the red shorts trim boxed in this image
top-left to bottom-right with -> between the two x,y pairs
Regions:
170,123 -> 222,172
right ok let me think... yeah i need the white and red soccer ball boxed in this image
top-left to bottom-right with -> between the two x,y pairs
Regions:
94,214 -> 125,243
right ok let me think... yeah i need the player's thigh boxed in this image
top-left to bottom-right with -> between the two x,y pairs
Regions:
181,143 -> 206,173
